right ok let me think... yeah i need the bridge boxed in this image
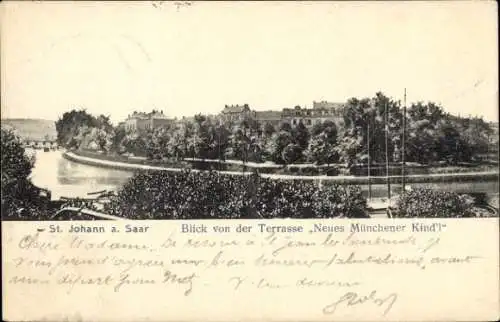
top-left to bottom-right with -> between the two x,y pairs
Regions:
23,139 -> 59,149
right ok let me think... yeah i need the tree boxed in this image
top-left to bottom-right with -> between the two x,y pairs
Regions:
145,127 -> 171,160
187,114 -> 218,159
55,109 -> 114,149
266,130 -> 293,164
226,124 -> 247,161
263,122 -> 276,137
292,121 -> 310,151
111,127 -> 128,153
226,116 -> 261,163
340,93 -> 401,166
167,125 -> 189,160
212,123 -> 230,160
404,101 -> 474,164
307,121 -> 339,165
436,120 -> 471,164
307,132 -> 339,165
454,116 -> 492,161
282,143 -> 303,164
1,128 -> 39,218
280,122 -> 292,132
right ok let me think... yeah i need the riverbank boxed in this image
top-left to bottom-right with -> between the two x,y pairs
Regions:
63,151 -> 499,185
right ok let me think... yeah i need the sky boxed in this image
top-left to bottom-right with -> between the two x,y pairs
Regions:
1,1 -> 498,124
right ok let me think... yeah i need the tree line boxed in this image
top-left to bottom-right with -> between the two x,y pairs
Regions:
2,122 -> 495,219
55,92 -> 495,167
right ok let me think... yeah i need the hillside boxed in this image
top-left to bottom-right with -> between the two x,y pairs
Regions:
1,118 -> 57,141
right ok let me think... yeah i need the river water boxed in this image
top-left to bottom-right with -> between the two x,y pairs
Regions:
29,149 -> 133,200
28,149 -> 498,202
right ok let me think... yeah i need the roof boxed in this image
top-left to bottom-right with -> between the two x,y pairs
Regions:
313,101 -> 345,110
255,110 -> 282,120
127,111 -> 169,120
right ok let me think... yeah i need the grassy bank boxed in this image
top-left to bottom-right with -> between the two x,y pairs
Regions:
184,157 -> 498,176
71,150 -> 191,169
64,150 -> 499,186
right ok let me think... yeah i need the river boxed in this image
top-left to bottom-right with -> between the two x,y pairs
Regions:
29,149 -> 133,200
28,149 -> 498,202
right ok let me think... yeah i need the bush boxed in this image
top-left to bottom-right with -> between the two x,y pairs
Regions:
300,167 -> 321,176
325,168 -> 340,176
106,170 -> 368,219
1,128 -> 43,219
392,188 -> 475,218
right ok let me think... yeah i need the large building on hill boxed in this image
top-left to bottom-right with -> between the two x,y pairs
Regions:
123,110 -> 174,132
281,101 -> 345,128
218,101 -> 345,128
221,104 -> 254,122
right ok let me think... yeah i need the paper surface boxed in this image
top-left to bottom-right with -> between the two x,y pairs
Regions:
2,220 -> 499,321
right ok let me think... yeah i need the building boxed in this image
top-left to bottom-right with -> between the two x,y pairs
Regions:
254,110 -> 282,127
124,110 -> 174,132
220,104 -> 253,123
313,100 -> 344,111
217,101 -> 345,129
281,103 -> 344,128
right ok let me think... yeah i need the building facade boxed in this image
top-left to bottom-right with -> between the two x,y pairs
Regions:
124,110 -> 174,132
217,101 -> 345,129
281,102 -> 344,128
221,104 -> 253,123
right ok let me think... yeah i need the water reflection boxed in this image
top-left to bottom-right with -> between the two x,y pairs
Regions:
29,149 -> 133,199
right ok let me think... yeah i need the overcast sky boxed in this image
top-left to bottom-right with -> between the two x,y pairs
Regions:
1,1 -> 498,123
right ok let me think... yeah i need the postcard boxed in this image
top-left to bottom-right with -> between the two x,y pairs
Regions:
1,1 -> 499,321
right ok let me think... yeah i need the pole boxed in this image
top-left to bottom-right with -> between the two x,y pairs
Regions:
218,125 -> 221,171
367,122 -> 372,200
385,101 -> 391,202
243,127 -> 247,174
402,88 -> 406,193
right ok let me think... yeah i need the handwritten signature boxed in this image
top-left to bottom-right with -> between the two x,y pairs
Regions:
323,290 -> 398,316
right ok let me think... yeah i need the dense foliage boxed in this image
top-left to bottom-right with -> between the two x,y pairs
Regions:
56,93 -> 496,168
1,128 -> 42,218
105,170 -> 368,219
392,188 -> 475,218
55,109 -> 114,150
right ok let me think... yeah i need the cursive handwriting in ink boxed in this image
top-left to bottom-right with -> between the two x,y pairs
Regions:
323,290 -> 398,316
162,270 -> 197,296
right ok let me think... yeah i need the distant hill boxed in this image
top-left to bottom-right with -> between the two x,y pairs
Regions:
1,118 -> 57,141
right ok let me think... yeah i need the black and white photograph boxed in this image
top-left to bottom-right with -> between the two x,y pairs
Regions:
2,1 -> 498,221
2,2 -> 500,322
